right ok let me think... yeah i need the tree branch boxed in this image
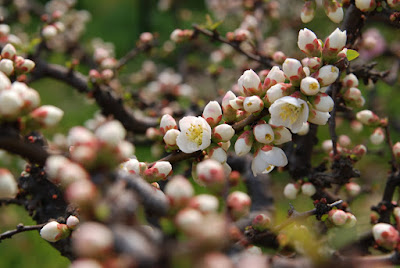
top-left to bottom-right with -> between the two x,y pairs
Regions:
0,223 -> 45,241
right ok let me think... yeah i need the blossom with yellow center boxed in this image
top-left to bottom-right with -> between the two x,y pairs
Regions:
251,145 -> 288,176
300,76 -> 320,96
253,123 -> 274,144
269,96 -> 309,133
176,116 -> 212,153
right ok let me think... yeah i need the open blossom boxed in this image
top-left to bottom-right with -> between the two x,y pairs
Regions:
243,95 -> 263,114
251,145 -> 288,176
269,96 -> 309,133
253,123 -> 274,144
176,116 -> 212,153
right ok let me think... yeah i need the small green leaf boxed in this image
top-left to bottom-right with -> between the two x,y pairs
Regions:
321,214 -> 329,222
346,49 -> 359,61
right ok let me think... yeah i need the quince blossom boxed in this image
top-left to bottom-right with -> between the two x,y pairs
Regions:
176,116 -> 212,153
251,145 -> 288,176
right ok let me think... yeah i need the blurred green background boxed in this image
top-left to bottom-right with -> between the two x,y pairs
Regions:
1,0 -> 400,267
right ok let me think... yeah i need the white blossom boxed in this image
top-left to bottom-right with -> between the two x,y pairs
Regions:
176,116 -> 212,153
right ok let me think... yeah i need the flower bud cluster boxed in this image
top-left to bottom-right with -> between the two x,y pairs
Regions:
328,209 -> 357,228
341,73 -> 365,108
0,43 -> 35,76
0,24 -> 22,46
120,156 -> 172,183
283,181 -> 316,200
90,45 -> 117,82
170,29 -> 194,43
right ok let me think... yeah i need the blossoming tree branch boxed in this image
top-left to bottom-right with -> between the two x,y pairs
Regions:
1,0 -> 400,267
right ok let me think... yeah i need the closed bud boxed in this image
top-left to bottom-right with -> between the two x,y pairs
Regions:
324,0 -> 344,23
212,124 -> 234,143
356,110 -> 380,125
272,126 -> 292,145
372,223 -> 399,250
120,158 -> 141,175
195,159 -> 225,191
20,88 -> 40,111
95,120 -> 126,146
42,25 -> 58,39
338,135 -> 351,147
189,194 -> 219,214
0,169 -> 18,198
355,0 -> 376,12
18,59 -> 35,73
175,208 -> 203,233
351,120 -> 364,133
282,58 -> 305,85
229,96 -> 244,110
345,182 -> 361,197
30,105 -> 64,127
328,209 -> 348,226
393,142 -> 400,160
343,87 -> 362,102
1,44 -> 16,59
0,24 -> 10,36
324,28 -> 347,57
163,129 -> 180,146
66,216 -> 80,230
301,57 -> 321,71
227,191 -> 251,220
164,175 -> 194,208
160,114 -> 177,135
301,182 -> 316,196
342,73 -> 359,88
144,161 -> 172,182
238,69 -> 261,96
352,144 -> 367,159
65,180 -> 97,205
69,259 -> 102,268
300,76 -> 320,96
301,0 -> 316,23
265,83 -> 293,104
370,127 -> 385,145
308,107 -> 330,125
202,101 -> 222,127
322,140 -> 333,152
0,90 -> 23,117
252,213 -> 271,231
343,213 -> 357,228
208,146 -> 227,164
253,123 -> 274,144
297,28 -> 321,57
40,221 -> 70,242
235,130 -> 253,156
222,91 -> 237,122
243,95 -> 263,114
272,51 -> 286,64
0,71 -> 11,90
314,65 -> 339,87
309,93 -> 334,112
263,66 -> 286,90
284,183 -> 299,200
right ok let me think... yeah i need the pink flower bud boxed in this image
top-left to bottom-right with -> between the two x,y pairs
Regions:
263,66 -> 286,90
164,175 -> 194,207
20,87 -> 40,111
0,59 -> 13,76
284,183 -> 299,199
324,0 -> 344,23
308,107 -> 330,125
0,90 -> 23,117
160,114 -> 177,135
202,101 -> 222,127
206,147 -> 226,164
227,191 -> 251,220
95,120 -> 126,146
121,158 -> 141,175
100,58 -> 117,69
355,0 -> 376,12
252,213 -> 271,231
68,126 -> 97,147
1,43 -> 16,59
163,129 -> 180,146
342,73 -> 359,88
343,213 -> 357,228
144,161 -> 172,182
372,223 -> 399,250
0,71 -> 11,90
253,123 -> 274,144
229,96 -> 244,110
234,130 -> 253,156
393,142 -> 400,160
272,126 -> 292,145
42,25 -> 58,39
328,209 -> 348,226
222,91 -> 237,122
18,59 -> 35,73
370,127 -> 385,145
265,83 -> 293,104
301,182 -> 316,196
140,32 -> 153,43
301,57 -> 322,71
30,105 -> 64,127
356,110 -> 380,126
195,159 -> 225,190
272,51 -> 286,64
297,28 -> 321,57
65,180 -> 97,205
238,69 -> 261,96
300,76 -> 320,96
345,182 -> 361,197
343,87 -> 362,102
189,194 -> 219,214
0,168 -> 17,198
66,216 -> 80,229
350,120 -> 363,133
243,95 -> 263,114
282,58 -> 305,85
309,93 -> 334,112
301,0 -> 316,23
40,221 -> 70,242
175,208 -> 203,233
324,28 -> 347,56
352,144 -> 367,159
72,222 -> 114,258
212,124 -> 234,143
70,145 -> 97,165
314,65 -> 339,87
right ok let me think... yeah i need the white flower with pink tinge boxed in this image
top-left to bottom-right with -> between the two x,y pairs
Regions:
251,145 -> 288,176
176,116 -> 212,153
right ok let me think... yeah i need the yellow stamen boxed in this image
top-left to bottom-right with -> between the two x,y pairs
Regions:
309,82 -> 319,90
186,123 -> 204,146
279,103 -> 303,124
265,134 -> 273,142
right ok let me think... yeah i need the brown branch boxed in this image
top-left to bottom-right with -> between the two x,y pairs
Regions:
0,198 -> 24,206
115,40 -> 157,71
341,3 -> 365,47
192,24 -> 274,69
384,124 -> 398,172
0,223 -> 45,241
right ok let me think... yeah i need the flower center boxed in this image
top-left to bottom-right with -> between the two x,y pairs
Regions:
264,165 -> 274,173
265,134 -> 273,142
309,82 -> 319,90
186,124 -> 204,146
279,103 -> 303,124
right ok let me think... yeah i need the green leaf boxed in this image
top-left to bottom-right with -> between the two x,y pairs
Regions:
346,49 -> 359,61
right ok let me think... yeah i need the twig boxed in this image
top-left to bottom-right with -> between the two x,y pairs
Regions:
328,82 -> 340,156
0,198 -> 24,206
0,223 -> 45,241
115,40 -> 157,71
383,124 -> 398,172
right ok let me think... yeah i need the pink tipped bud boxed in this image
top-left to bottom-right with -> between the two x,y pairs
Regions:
342,73 -> 359,88
30,105 -> 63,127
393,142 -> 400,160
356,110 -> 380,126
66,216 -> 80,230
0,71 -> 11,90
238,69 -> 261,96
300,76 -> 320,96
208,146 -> 227,164
163,129 -> 180,146
284,183 -> 299,200
1,44 -> 16,60
282,58 -> 305,85
301,57 -> 322,71
189,194 -> 219,214
68,126 -> 97,147
95,120 -> 126,146
372,223 -> 399,250
18,59 -> 35,73
222,91 -> 237,122
42,25 -> 58,39
338,135 -> 351,147
301,182 -> 316,196
20,87 -> 40,111
309,93 -> 334,113
272,51 -> 286,64
40,221 -> 70,242
345,182 -> 361,197
229,96 -> 244,110
160,114 -> 177,135
329,209 -> 348,226
343,213 -> 357,228
301,0 -> 316,23
265,83 -> 293,104
308,107 -> 331,125
297,28 -> 321,57
350,120 -> 363,133
355,0 -> 377,12
235,130 -> 253,156
322,140 -> 333,152
370,127 -> 385,145
243,95 -> 263,114
263,66 -> 286,90
227,191 -> 251,220
120,158 -> 141,175
253,123 -> 274,144
314,65 -> 339,87
0,169 -> 18,198
272,126 -> 292,145
212,124 -> 235,143
252,213 -> 271,231
140,32 -> 154,43
144,161 -> 172,182
72,222 -> 114,258
324,28 -> 347,58
195,159 -> 226,191
324,0 -> 344,23
175,208 -> 203,233
202,101 -> 222,127
352,144 -> 367,159
164,175 -> 194,207
0,90 -> 23,117
65,180 -> 97,205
